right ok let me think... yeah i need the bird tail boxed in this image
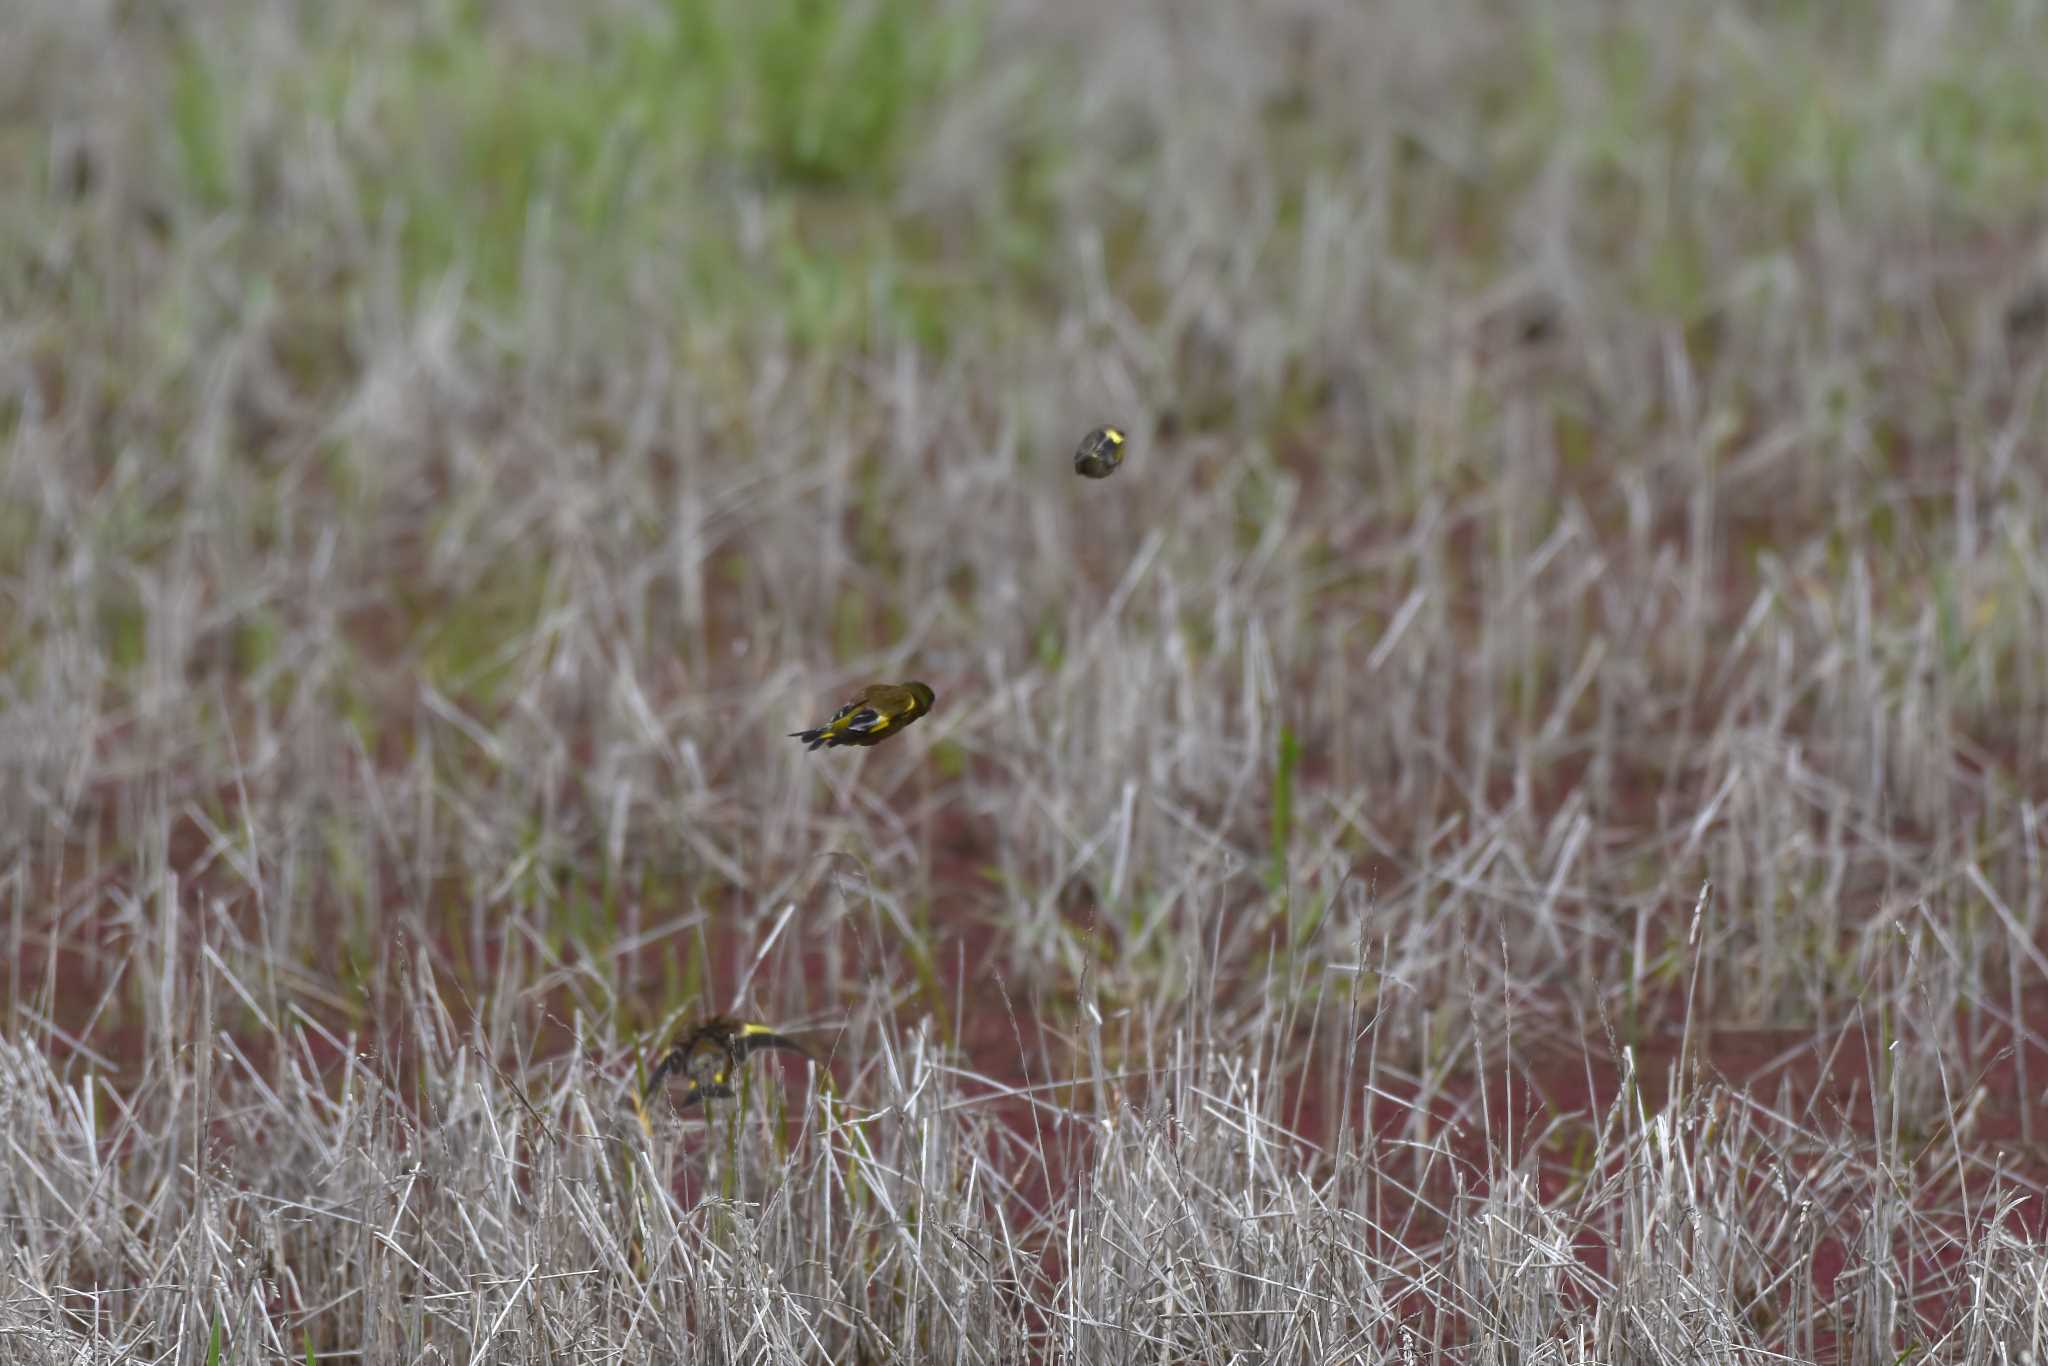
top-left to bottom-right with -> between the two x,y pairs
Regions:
789,728 -> 831,751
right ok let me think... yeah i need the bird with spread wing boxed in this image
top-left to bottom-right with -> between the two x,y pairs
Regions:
642,1017 -> 813,1107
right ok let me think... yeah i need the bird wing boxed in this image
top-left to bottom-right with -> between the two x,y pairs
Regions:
731,1024 -> 812,1060
869,684 -> 922,719
840,707 -> 887,734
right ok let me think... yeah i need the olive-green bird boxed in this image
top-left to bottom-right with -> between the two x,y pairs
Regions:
643,1017 -> 812,1107
1072,424 -> 1128,479
789,681 -> 935,751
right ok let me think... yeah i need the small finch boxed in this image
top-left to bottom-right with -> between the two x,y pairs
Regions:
643,1017 -> 813,1107
789,681 -> 935,751
1072,424 -> 1128,479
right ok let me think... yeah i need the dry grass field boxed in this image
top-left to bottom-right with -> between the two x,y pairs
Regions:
6,0 -> 2048,1360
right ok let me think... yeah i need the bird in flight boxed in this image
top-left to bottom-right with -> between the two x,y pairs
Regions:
643,1017 -> 813,1107
789,681 -> 935,751
1072,424 -> 1128,479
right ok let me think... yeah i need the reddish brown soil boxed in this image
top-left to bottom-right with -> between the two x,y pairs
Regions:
12,665 -> 2048,1364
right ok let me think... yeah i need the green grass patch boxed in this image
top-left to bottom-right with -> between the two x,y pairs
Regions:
414,561 -> 555,704
169,42 -> 232,210
312,0 -> 986,322
1268,725 -> 1300,889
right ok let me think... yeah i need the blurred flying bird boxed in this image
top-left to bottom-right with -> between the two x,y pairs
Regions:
789,681 -> 935,750
1072,424 -> 1128,479
643,1017 -> 812,1106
